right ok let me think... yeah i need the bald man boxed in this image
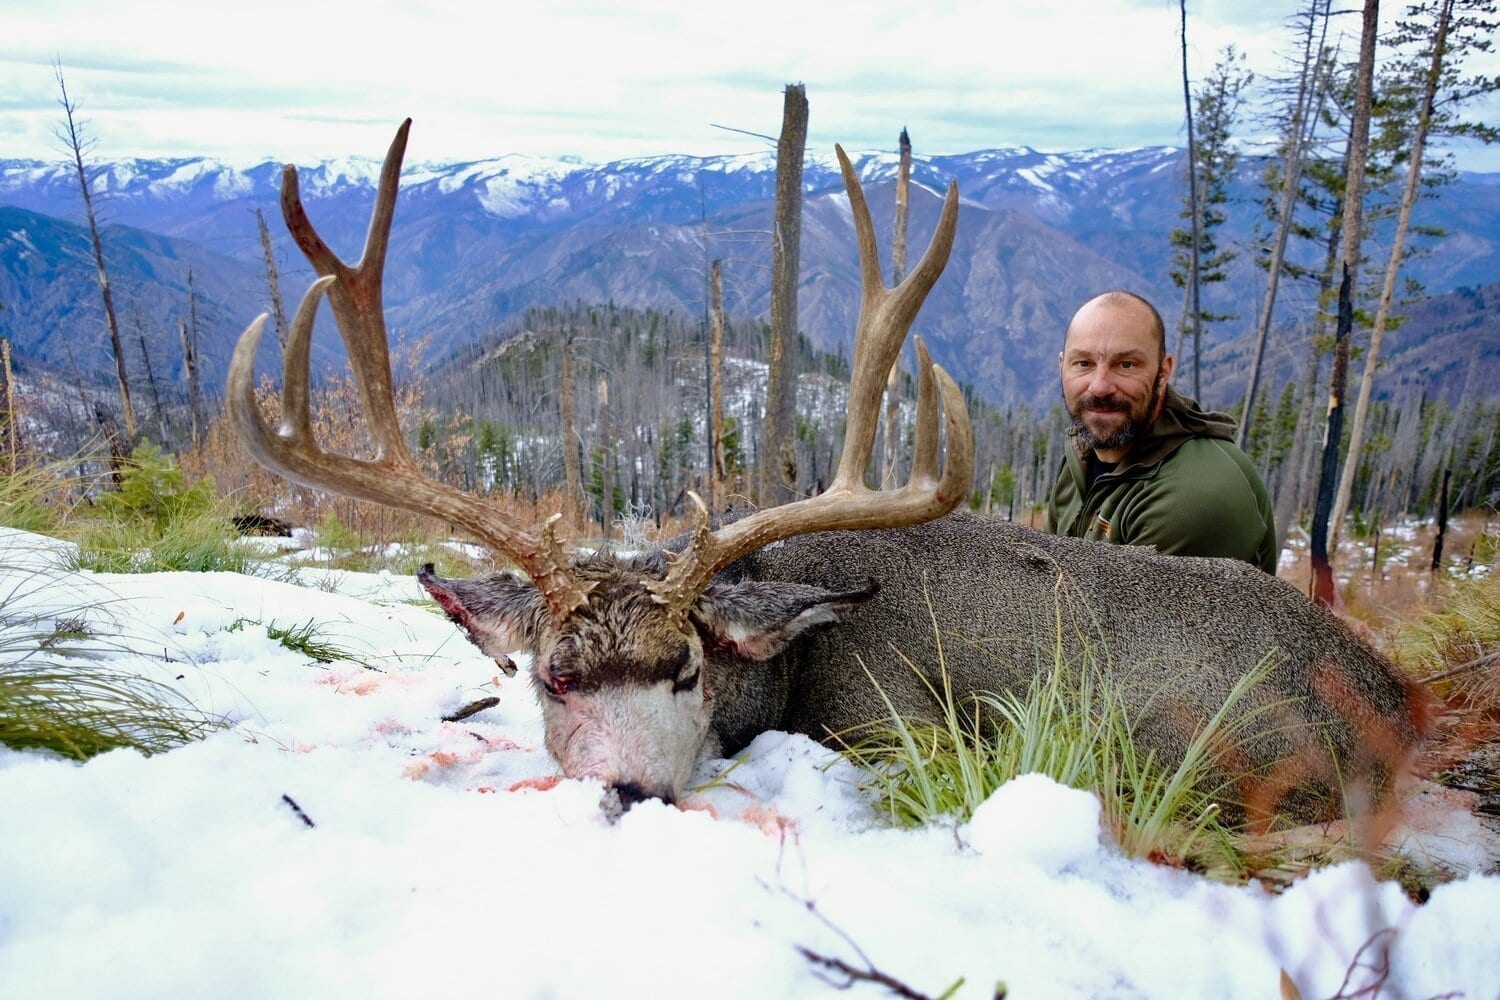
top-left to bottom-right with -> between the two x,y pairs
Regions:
1044,290 -> 1277,572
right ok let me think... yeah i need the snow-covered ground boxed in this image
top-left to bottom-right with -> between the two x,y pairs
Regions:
2,526 -> 1497,999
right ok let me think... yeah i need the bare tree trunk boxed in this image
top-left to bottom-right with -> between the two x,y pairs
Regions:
256,207 -> 291,351
132,308 -> 169,445
882,127 -> 911,489
1311,0 -> 1379,608
180,266 -> 206,445
1238,0 -> 1330,447
761,83 -> 808,506
177,319 -> 202,447
1332,0 -> 1455,543
560,333 -> 583,531
0,337 -> 20,464
1432,467 -> 1451,572
55,63 -> 136,441
1179,0 -> 1203,399
1172,294 -> 1192,365
1275,336 -> 1322,557
709,259 -> 728,498
93,402 -> 128,487
598,374 -> 613,543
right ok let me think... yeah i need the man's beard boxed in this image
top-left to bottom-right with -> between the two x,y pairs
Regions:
1067,372 -> 1166,453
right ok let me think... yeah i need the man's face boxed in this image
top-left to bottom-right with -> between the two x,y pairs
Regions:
1059,301 -> 1174,458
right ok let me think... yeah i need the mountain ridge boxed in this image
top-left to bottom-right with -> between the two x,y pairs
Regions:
3,142 -> 1496,409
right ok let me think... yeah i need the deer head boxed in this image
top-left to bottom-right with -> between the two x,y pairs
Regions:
229,120 -> 972,809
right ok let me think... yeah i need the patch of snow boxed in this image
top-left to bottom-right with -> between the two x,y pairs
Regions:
6,228 -> 39,257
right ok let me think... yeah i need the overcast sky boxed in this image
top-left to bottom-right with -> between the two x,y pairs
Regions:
4,0 -> 1498,170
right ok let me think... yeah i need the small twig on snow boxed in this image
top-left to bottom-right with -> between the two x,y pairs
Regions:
773,883 -> 969,1000
796,945 -> 949,1000
280,793 -> 315,829
441,696 -> 500,723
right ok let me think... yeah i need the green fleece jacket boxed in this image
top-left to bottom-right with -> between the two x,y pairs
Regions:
1045,386 -> 1278,572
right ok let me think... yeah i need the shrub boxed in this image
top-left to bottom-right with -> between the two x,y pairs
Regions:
69,444 -> 251,574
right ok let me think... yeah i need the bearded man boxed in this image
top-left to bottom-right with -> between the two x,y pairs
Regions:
1044,290 -> 1278,572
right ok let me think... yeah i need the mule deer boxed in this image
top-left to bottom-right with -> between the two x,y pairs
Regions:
230,121 -> 1429,827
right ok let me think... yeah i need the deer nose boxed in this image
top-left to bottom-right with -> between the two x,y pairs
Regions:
610,781 -> 674,811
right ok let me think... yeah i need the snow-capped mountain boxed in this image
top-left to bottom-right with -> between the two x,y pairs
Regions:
2,141 -> 1496,408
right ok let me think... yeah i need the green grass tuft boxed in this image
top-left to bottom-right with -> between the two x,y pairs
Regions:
0,555 -> 222,759
225,616 -> 370,668
840,606 -> 1277,877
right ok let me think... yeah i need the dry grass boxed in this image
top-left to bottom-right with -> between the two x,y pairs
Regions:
1277,511 -> 1497,626
1272,514 -> 1500,813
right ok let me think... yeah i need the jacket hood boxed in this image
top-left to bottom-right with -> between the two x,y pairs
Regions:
1149,385 -> 1238,444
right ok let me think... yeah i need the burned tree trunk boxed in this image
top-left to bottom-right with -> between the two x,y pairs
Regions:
1239,0 -> 1331,447
561,333 -> 584,531
132,308 -> 169,445
597,374 -> 613,544
1178,0 -> 1204,399
1311,0 -> 1379,607
0,337 -> 20,464
256,207 -> 291,352
761,83 -> 808,506
882,127 -> 912,490
709,259 -> 728,498
93,402 -> 128,487
1432,467 -> 1451,573
56,63 -> 136,442
1333,0 -> 1473,542
178,318 -> 203,447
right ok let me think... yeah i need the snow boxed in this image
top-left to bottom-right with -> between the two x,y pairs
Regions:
2,525 -> 1498,999
159,158 -> 252,199
302,157 -> 385,193
5,227 -> 39,257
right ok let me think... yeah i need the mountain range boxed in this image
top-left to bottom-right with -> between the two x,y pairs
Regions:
2,139 -> 1497,411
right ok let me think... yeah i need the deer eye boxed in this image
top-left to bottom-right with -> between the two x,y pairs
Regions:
671,668 -> 700,695
540,673 -> 573,702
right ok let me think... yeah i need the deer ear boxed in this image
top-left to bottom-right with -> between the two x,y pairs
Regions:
418,564 -> 545,660
690,580 -> 878,662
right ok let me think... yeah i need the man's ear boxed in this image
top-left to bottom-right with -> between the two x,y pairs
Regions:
690,580 -> 879,662
417,565 -> 546,671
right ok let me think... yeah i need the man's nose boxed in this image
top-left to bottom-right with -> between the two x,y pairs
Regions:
1086,366 -> 1118,397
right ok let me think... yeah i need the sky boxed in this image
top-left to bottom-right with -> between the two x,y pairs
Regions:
2,522 -> 1498,998
4,0 -> 1498,171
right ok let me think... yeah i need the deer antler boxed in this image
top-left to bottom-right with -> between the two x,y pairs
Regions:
226,119 -> 594,621
646,145 -> 973,616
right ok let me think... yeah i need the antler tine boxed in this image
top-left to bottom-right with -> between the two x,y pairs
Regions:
909,337 -> 939,482
227,121 -> 593,622
279,118 -> 411,464
830,144 -> 960,493
646,152 -> 971,616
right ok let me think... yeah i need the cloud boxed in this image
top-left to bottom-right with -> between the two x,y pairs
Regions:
0,0 -> 1495,170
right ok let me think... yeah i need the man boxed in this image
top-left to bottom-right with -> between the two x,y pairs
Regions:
1045,290 -> 1278,572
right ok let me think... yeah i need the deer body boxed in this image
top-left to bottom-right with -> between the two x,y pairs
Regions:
423,510 -> 1426,823
731,514 -> 1426,815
